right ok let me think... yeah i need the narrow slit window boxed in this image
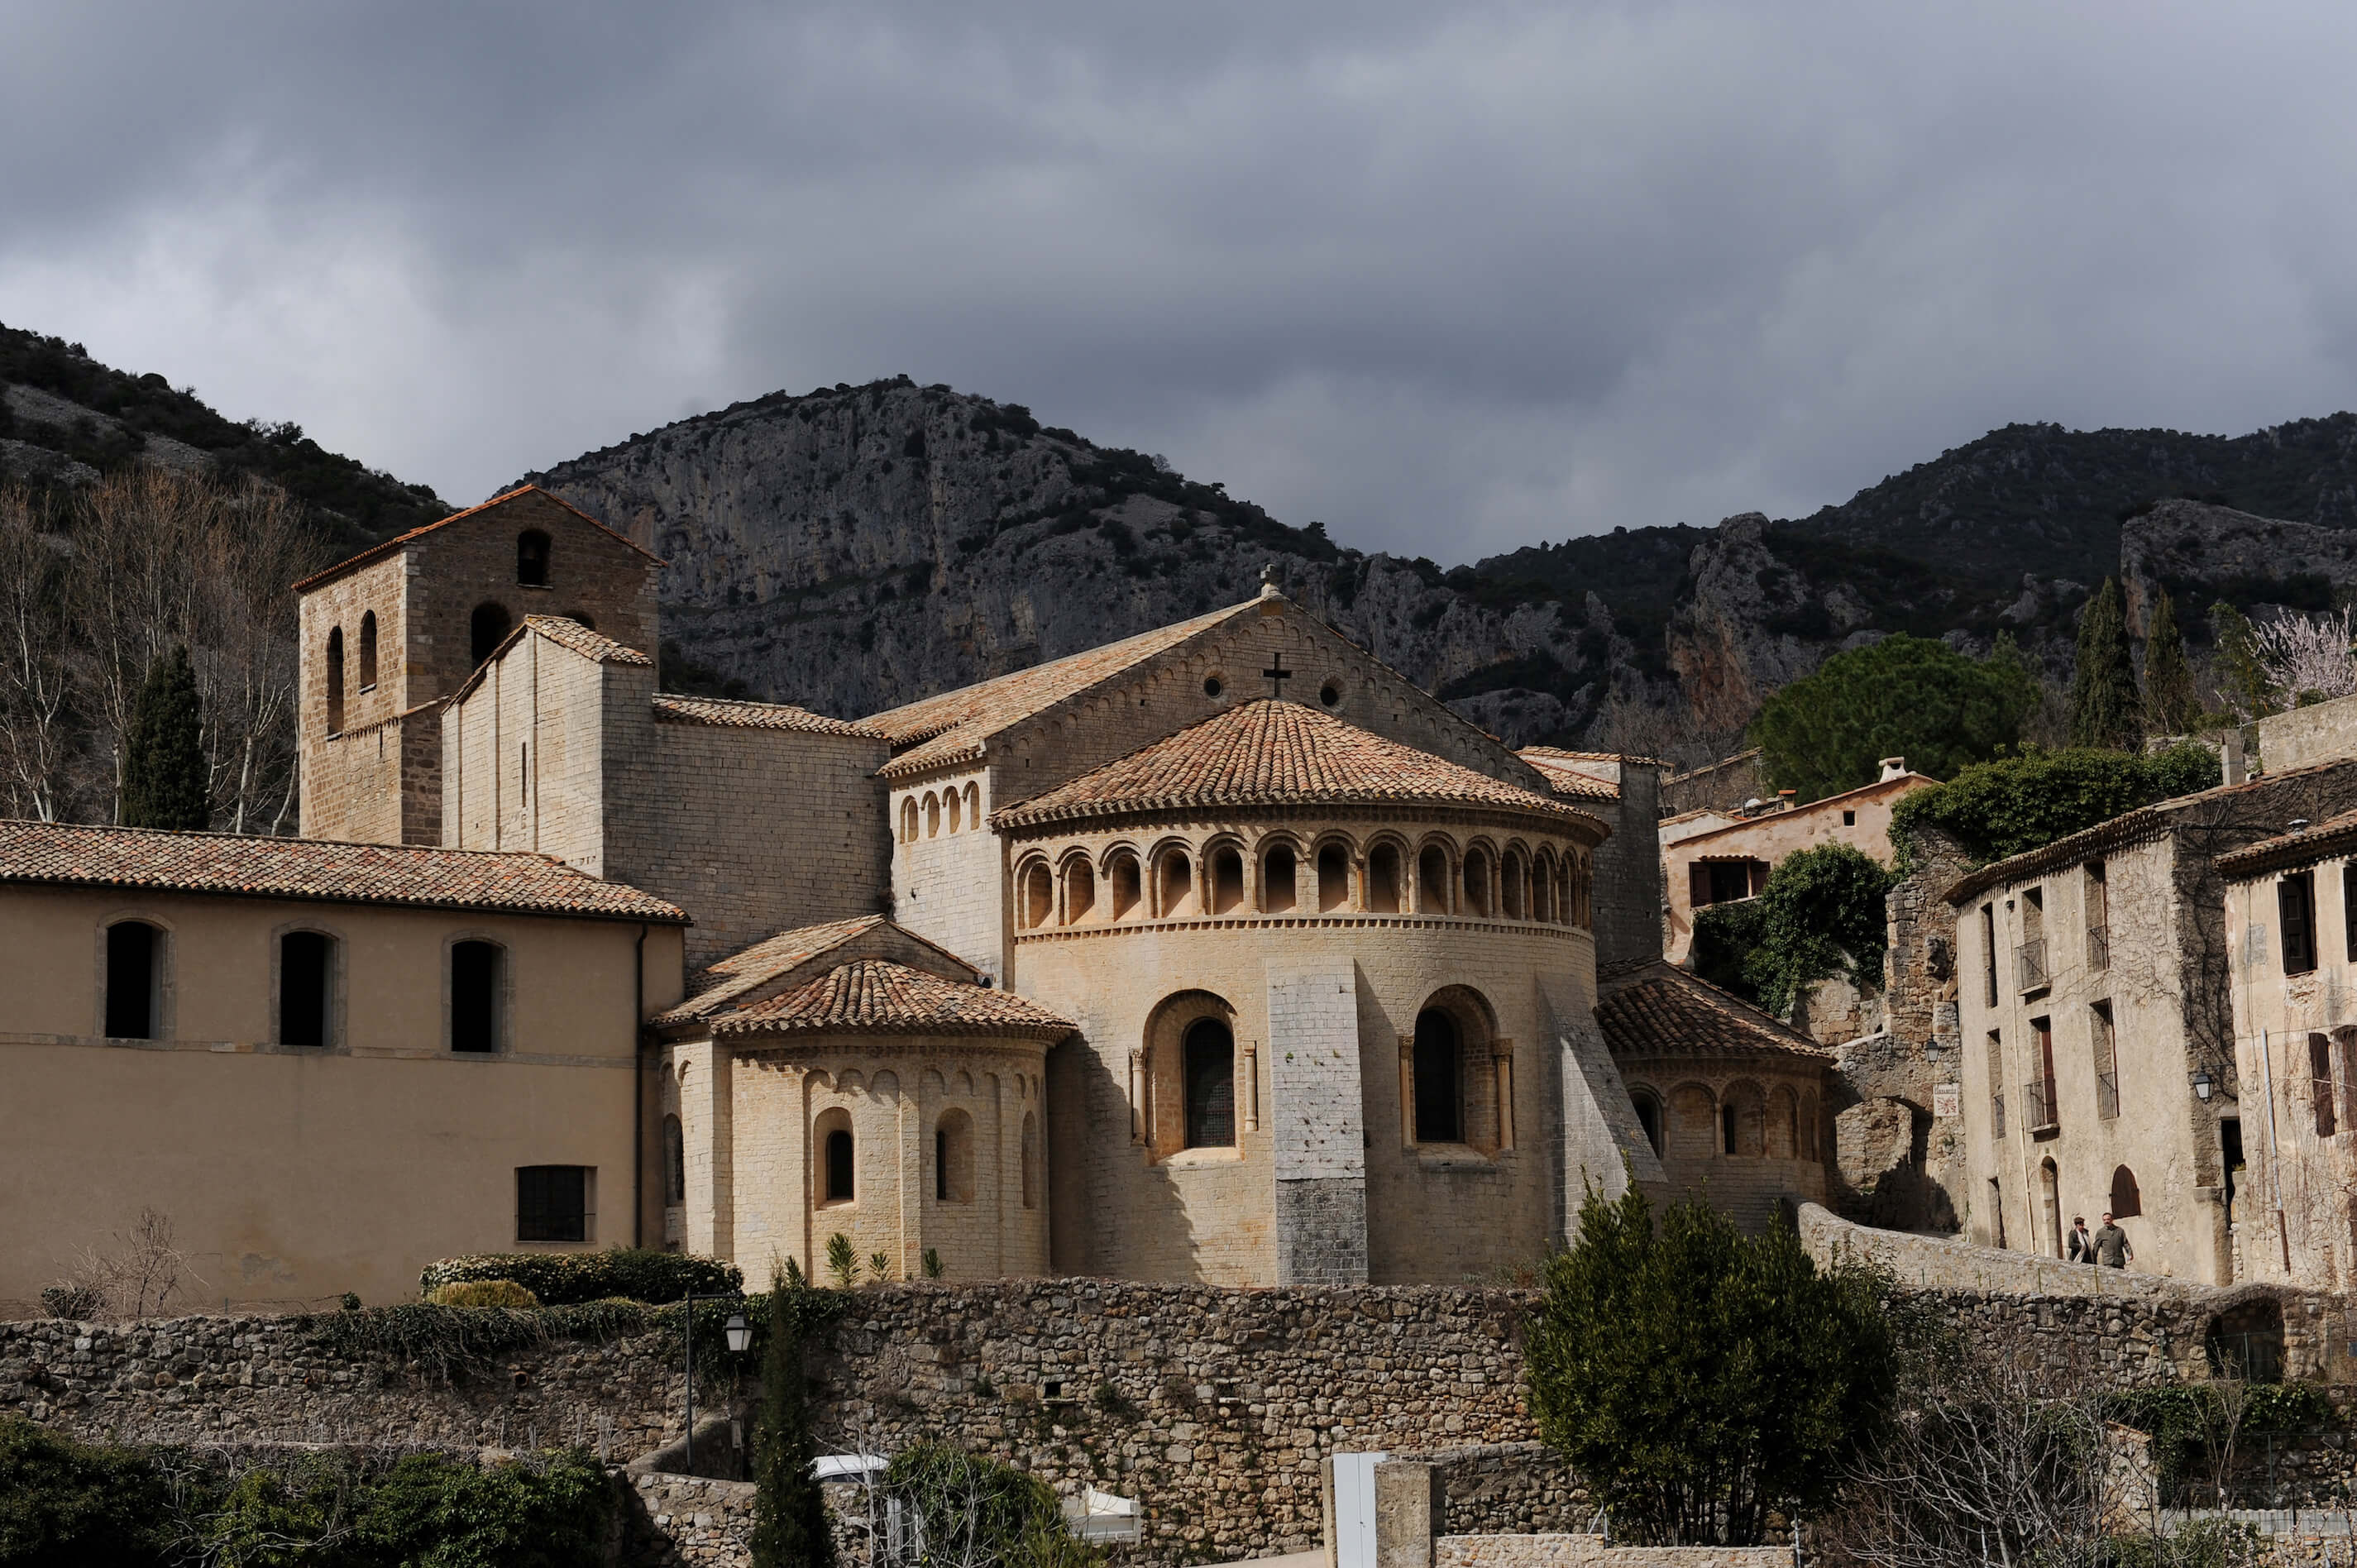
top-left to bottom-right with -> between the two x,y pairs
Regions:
356,610 -> 378,689
1183,1019 -> 1236,1149
1413,1007 -> 1462,1144
105,920 -> 160,1040
450,940 -> 502,1053
280,930 -> 332,1047
516,529 -> 552,586
826,1128 -> 855,1201
324,626 -> 345,734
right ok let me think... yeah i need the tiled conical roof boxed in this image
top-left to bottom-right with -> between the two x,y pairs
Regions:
992,699 -> 1604,831
716,958 -> 1073,1038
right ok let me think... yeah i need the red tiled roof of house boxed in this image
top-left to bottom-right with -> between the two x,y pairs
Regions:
992,699 -> 1607,832
1594,958 -> 1831,1064
863,600 -> 1257,777
1515,750 -> 1621,801
654,916 -> 983,1025
653,694 -> 884,739
715,958 -> 1073,1038
0,820 -> 688,923
291,485 -> 663,594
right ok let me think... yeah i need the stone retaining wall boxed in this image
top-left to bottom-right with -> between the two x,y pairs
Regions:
1435,1535 -> 1790,1567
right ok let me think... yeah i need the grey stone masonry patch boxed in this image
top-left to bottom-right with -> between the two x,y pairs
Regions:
1268,958 -> 1369,1283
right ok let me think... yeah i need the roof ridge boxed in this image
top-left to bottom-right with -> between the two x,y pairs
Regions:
291,485 -> 664,595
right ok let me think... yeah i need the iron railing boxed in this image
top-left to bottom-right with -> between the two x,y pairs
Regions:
2022,1076 -> 2058,1132
2087,923 -> 2110,971
2096,1069 -> 2120,1120
2015,938 -> 2049,992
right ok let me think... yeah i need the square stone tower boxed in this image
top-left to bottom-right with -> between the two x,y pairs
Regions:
294,486 -> 662,844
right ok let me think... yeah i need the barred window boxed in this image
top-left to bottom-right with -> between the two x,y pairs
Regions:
518,1165 -> 588,1243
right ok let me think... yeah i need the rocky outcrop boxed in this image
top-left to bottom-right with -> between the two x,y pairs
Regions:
2120,497 -> 2357,636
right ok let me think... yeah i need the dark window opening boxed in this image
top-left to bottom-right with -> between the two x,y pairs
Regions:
825,1128 -> 855,1201
324,626 -> 345,733
1982,904 -> 1998,1007
280,930 -> 332,1047
450,940 -> 501,1053
1634,1095 -> 1663,1155
1319,682 -> 1341,707
517,1165 -> 587,1242
357,610 -> 378,689
1202,676 -> 1223,698
2221,1118 -> 2244,1227
1691,859 -> 1767,908
2283,871 -> 2319,976
1183,1018 -> 1236,1149
2345,863 -> 2357,963
1722,1104 -> 1738,1155
2313,1032 -> 2338,1137
2110,1164 -> 2143,1220
936,1129 -> 949,1201
1413,1008 -> 1462,1144
517,529 -> 552,586
104,920 -> 159,1040
470,602 -> 513,667
663,1115 -> 685,1205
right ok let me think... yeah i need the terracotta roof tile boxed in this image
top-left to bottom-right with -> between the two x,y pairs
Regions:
2218,806 -> 2357,880
1594,958 -> 1831,1064
656,915 -> 888,1024
1515,751 -> 1621,801
1523,747 -> 1667,766
291,485 -> 662,594
0,820 -> 687,923
993,699 -> 1606,832
716,958 -> 1073,1038
524,614 -> 653,667
652,694 -> 884,739
864,600 -> 1256,777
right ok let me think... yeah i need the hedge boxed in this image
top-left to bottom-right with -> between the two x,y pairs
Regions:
418,1248 -> 740,1305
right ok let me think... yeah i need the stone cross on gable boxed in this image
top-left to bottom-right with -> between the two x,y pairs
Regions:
1263,657 -> 1294,699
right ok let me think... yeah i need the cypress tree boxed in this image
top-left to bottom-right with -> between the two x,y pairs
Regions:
751,1269 -> 834,1568
2141,592 -> 2200,736
2068,579 -> 2141,749
121,645 -> 210,830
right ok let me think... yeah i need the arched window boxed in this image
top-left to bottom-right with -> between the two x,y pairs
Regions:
1669,1084 -> 1716,1159
1317,844 -> 1350,911
663,1115 -> 686,1205
925,793 -> 941,838
935,1109 -> 975,1203
1502,849 -> 1527,919
946,789 -> 962,833
356,611 -> 378,690
1632,1088 -> 1664,1156
1184,1018 -> 1236,1148
825,1125 -> 856,1203
279,930 -> 335,1047
470,602 -> 512,667
1533,852 -> 1556,923
1767,1086 -> 1799,1159
449,939 -> 503,1053
1724,1080 -> 1766,1156
1107,853 -> 1142,920
1464,848 -> 1494,918
104,920 -> 162,1040
1210,845 -> 1245,915
1413,1007 -> 1462,1143
1021,862 -> 1053,929
1062,858 -> 1096,925
324,626 -> 345,734
963,782 -> 980,829
1021,1111 -> 1040,1209
1156,849 -> 1195,918
900,798 -> 918,842
1261,843 -> 1297,913
1417,845 -> 1451,914
1366,844 -> 1403,913
2111,1164 -> 2143,1220
517,529 -> 551,586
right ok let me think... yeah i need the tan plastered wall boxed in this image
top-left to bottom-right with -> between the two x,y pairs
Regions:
658,1032 -> 1049,1285
2226,865 -> 2357,1292
0,885 -> 686,1311
2256,695 -> 2357,776
1661,776 -> 1929,963
890,769 -> 1007,977
1953,834 -> 2226,1280
1006,806 -> 1599,1285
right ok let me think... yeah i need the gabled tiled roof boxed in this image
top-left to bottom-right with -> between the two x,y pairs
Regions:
291,485 -> 662,593
654,915 -> 982,1025
0,820 -> 687,923
653,694 -> 884,739
449,614 -> 653,704
1516,750 -> 1621,801
715,958 -> 1073,1039
1594,958 -> 1831,1064
1523,747 -> 1667,766
863,600 -> 1258,777
992,699 -> 1606,832
2218,806 -> 2357,880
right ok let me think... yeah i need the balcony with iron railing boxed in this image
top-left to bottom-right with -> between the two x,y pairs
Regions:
2016,938 -> 2049,993
2087,924 -> 2110,971
2022,1076 -> 2058,1133
2096,1069 -> 2119,1120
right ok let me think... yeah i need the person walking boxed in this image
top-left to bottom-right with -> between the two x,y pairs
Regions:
2092,1212 -> 2134,1269
2067,1216 -> 2094,1263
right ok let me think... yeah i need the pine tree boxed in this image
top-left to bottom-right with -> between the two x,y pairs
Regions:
2141,592 -> 2199,736
751,1270 -> 834,1568
120,645 -> 210,830
2068,579 -> 2141,749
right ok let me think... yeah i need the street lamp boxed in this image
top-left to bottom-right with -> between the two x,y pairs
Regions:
2190,1069 -> 2216,1102
683,1292 -> 753,1474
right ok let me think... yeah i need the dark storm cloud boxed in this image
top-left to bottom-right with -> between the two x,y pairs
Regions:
7,2 -> 2357,561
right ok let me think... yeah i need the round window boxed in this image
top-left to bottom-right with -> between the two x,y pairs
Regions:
1319,682 -> 1341,707
1203,676 -> 1224,698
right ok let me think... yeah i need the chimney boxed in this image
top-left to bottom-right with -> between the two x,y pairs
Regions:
1879,757 -> 1906,782
1777,789 -> 1796,812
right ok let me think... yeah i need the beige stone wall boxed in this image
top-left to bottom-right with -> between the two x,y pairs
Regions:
1953,834 -> 2228,1279
2255,694 -> 2357,775
890,768 -> 1006,976
1617,1059 -> 1830,1232
0,882 -> 686,1310
297,555 -> 423,844
441,631 -> 613,864
1007,805 -> 1600,1285
660,1033 -> 1050,1287
1661,774 -> 1929,963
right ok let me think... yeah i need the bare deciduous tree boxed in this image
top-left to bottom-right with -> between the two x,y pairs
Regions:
67,1206 -> 203,1321
2249,609 -> 2357,709
0,485 -> 78,820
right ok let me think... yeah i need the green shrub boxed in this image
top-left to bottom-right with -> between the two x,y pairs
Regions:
351,1450 -> 612,1568
1752,633 -> 2039,801
0,1417 -> 170,1567
881,1442 -> 1101,1568
428,1280 -> 542,1309
418,1248 -> 739,1305
1890,743 -> 2222,870
1688,897 -> 1766,999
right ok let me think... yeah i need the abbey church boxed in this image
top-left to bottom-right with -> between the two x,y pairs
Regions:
0,488 -> 1831,1308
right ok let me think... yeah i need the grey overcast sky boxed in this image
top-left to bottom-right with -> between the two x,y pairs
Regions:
7,2 -> 2357,563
